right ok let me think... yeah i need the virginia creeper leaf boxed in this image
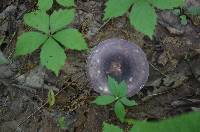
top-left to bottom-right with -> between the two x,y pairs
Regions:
129,0 -> 157,39
53,28 -> 88,50
16,32 -> 47,56
24,10 -> 49,34
104,0 -> 133,20
92,95 -> 116,105
103,122 -> 123,132
114,100 -> 125,122
130,112 -> 200,132
120,97 -> 137,107
37,0 -> 53,11
40,38 -> 66,76
48,89 -> 55,107
50,9 -> 75,33
56,0 -> 75,7
150,0 -> 184,10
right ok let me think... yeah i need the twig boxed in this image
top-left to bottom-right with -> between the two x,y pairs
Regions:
16,73 -> 84,128
142,87 -> 177,102
96,19 -> 111,34
149,62 -> 168,78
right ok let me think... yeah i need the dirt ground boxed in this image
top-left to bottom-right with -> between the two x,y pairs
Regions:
0,0 -> 200,132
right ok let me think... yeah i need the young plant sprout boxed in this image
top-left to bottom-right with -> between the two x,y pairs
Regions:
87,39 -> 149,97
92,76 -> 137,122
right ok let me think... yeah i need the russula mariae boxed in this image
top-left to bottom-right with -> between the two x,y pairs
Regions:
87,39 -> 149,97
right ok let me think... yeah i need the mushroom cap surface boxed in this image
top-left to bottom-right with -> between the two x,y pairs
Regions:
87,39 -> 149,97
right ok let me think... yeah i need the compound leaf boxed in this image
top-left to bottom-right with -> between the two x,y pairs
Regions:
104,0 -> 133,20
37,0 -> 53,11
120,97 -> 137,107
103,122 -> 123,132
16,32 -> 47,56
50,9 -> 75,33
114,100 -> 125,122
56,0 -> 75,7
150,0 -> 184,10
40,38 -> 66,76
92,95 -> 116,105
24,10 -> 49,34
53,28 -> 88,50
129,0 -> 157,39
48,89 -> 55,107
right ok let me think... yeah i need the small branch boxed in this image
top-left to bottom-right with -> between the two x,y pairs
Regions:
16,73 -> 84,128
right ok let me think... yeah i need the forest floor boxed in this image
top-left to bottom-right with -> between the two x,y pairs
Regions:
0,0 -> 200,132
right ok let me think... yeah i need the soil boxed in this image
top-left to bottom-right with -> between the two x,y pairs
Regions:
0,0 -> 200,132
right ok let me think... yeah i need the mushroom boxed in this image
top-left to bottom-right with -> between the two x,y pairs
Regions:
87,39 -> 149,97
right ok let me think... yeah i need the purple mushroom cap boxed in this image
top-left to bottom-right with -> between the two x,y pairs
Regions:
87,39 -> 149,97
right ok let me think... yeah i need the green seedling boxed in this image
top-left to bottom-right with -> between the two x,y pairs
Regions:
180,15 -> 187,25
104,0 -> 185,39
92,76 -> 137,123
58,116 -> 66,129
15,0 -> 88,75
173,9 -> 188,26
48,89 -> 55,107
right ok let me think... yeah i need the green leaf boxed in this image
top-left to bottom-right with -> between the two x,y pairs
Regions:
24,10 -> 49,34
118,81 -> 128,97
130,112 -> 200,132
104,0 -> 133,20
107,76 -> 119,96
150,0 -> 184,10
15,32 -> 47,56
114,100 -> 125,122
56,0 -> 75,7
129,0 -> 157,39
48,89 -> 55,107
180,15 -> 187,25
103,122 -> 123,132
58,116 -> 66,129
92,95 -> 116,105
120,97 -> 137,107
53,28 -> 88,50
37,0 -> 53,11
50,9 -> 75,33
40,38 -> 66,76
